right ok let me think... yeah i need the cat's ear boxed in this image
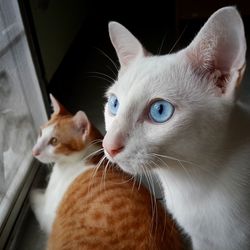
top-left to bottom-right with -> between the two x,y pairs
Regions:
73,111 -> 90,135
109,22 -> 148,68
49,94 -> 69,115
185,7 -> 246,96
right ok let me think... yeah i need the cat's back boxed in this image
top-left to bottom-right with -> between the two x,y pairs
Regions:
48,166 -> 183,250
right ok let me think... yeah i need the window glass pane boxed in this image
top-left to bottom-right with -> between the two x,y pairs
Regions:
0,0 -> 47,227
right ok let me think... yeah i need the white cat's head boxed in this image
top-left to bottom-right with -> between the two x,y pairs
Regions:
32,95 -> 102,164
103,7 -> 246,175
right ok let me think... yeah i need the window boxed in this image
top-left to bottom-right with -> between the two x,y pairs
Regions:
0,0 -> 47,247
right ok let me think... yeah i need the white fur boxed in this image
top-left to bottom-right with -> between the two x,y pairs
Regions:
109,21 -> 147,67
32,125 -> 56,163
31,124 -> 98,234
30,161 -> 93,233
104,7 -> 250,250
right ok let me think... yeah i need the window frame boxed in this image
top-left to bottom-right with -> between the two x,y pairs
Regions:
0,0 -> 49,248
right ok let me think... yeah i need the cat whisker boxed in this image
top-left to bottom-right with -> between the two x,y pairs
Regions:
131,172 -> 142,192
152,152 -> 196,191
151,153 -> 234,206
176,159 -> 197,191
106,65 -> 117,78
141,165 -> 154,212
88,139 -> 103,144
86,139 -> 102,149
131,173 -> 137,192
151,153 -> 207,188
153,177 -> 171,242
157,32 -> 167,55
183,160 -> 232,190
88,155 -> 106,194
146,156 -> 176,221
146,166 -> 158,224
142,164 -> 158,236
168,24 -> 188,54
86,143 -> 103,152
137,172 -> 143,191
112,170 -> 136,185
93,46 -> 119,72
151,152 -> 194,166
147,158 -> 178,240
86,71 -> 116,82
101,158 -> 111,190
84,75 -> 114,85
83,148 -> 104,162
151,152 -> 224,184
85,139 -> 103,150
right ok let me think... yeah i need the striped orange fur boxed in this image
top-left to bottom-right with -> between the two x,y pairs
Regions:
48,164 -> 183,250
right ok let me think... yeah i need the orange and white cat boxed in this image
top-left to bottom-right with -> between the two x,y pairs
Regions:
31,95 -> 184,249
30,94 -> 103,233
103,7 -> 250,250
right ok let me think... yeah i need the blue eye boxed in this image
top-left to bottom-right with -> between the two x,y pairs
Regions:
149,100 -> 174,123
108,95 -> 119,115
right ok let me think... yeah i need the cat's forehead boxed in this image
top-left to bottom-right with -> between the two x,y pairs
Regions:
42,115 -> 72,130
109,54 -> 192,103
40,124 -> 55,140
40,117 -> 66,138
42,115 -> 86,143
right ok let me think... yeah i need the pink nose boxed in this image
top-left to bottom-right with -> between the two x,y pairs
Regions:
103,131 -> 126,158
105,146 -> 124,158
102,135 -> 124,158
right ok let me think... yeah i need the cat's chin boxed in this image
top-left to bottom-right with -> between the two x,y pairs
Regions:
104,152 -> 144,175
103,151 -> 134,175
34,155 -> 53,164
117,162 -> 138,175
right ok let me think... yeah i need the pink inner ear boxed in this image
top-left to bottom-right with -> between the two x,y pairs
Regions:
185,7 -> 246,94
109,21 -> 147,68
187,34 -> 243,75
73,111 -> 89,133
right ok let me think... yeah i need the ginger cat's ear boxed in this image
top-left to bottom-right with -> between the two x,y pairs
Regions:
73,111 -> 90,135
108,22 -> 149,68
49,94 -> 69,115
185,7 -> 246,97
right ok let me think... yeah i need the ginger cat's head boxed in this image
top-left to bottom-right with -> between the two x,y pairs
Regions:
32,95 -> 102,164
103,7 -> 246,175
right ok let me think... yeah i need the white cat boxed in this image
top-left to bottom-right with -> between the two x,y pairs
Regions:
30,95 -> 102,233
103,7 -> 250,250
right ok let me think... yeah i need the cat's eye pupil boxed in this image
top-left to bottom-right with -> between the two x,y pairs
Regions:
114,99 -> 118,108
49,137 -> 58,146
149,100 -> 174,123
158,104 -> 164,115
108,95 -> 119,116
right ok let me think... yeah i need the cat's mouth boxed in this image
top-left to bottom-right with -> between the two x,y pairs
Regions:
103,146 -> 188,176
103,149 -> 153,176
32,151 -> 55,164
34,155 -> 52,164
